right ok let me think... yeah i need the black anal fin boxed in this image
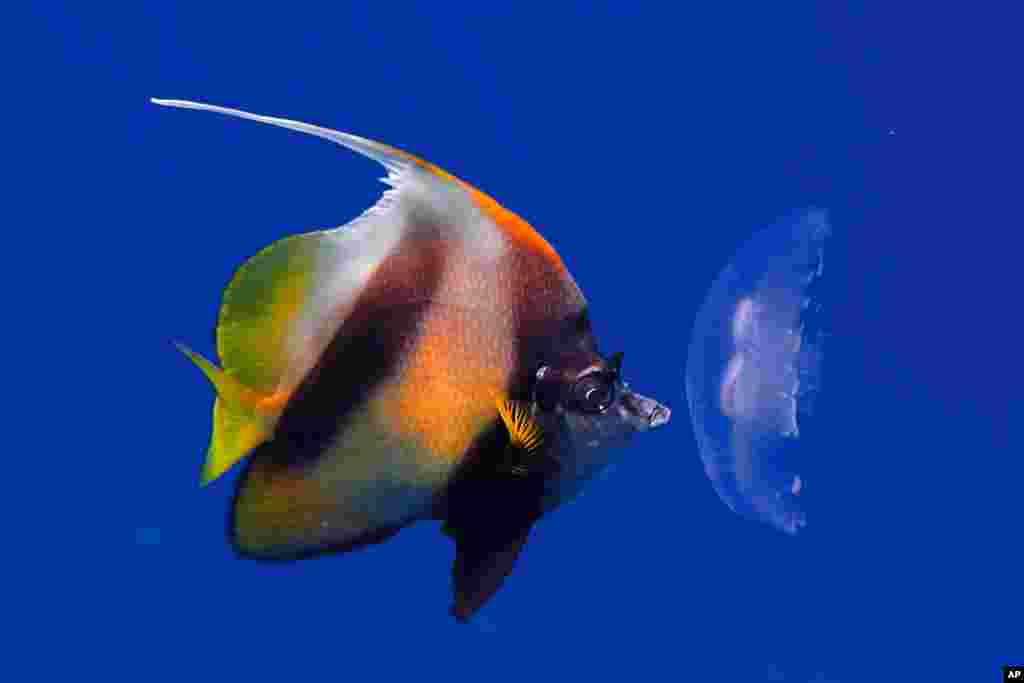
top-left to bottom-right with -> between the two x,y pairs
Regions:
451,523 -> 533,622
442,400 -> 550,622
443,470 -> 545,622
445,470 -> 544,622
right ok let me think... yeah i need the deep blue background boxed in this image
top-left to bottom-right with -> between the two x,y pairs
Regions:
17,4 -> 1019,681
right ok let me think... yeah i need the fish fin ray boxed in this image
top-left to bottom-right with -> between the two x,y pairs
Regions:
496,399 -> 545,456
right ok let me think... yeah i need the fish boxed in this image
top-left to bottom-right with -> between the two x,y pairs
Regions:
154,99 -> 671,621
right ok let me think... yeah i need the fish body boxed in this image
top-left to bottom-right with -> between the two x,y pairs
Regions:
157,100 -> 669,619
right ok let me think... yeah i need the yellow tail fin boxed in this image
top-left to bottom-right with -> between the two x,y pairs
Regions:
175,343 -> 286,486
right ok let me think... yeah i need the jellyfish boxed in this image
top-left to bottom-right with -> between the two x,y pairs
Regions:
685,209 -> 830,534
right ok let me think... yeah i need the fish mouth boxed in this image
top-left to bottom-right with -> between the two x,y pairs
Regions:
648,404 -> 671,428
621,391 -> 671,430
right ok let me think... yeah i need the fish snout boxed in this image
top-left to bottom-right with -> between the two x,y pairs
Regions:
648,403 -> 671,428
621,391 -> 671,430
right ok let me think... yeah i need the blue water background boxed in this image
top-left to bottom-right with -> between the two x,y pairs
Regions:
13,4 -> 1019,681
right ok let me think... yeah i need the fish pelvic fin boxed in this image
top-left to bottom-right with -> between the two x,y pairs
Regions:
175,342 -> 286,486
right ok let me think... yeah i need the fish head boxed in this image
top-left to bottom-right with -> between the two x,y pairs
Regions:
531,350 -> 670,505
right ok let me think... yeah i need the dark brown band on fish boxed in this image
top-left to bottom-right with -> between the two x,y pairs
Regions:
251,232 -> 449,468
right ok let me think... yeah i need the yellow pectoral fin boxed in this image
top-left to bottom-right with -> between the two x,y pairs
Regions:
496,399 -> 544,457
176,343 -> 286,485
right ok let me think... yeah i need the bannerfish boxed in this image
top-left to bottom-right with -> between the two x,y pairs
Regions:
155,99 -> 671,621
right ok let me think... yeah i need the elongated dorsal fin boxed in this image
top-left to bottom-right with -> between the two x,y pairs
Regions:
151,98 -> 565,264
151,99 -> 413,174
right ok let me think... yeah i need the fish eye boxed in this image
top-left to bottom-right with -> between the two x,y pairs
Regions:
572,372 -> 615,414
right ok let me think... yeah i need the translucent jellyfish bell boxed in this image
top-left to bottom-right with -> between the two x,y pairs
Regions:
685,209 -> 830,534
